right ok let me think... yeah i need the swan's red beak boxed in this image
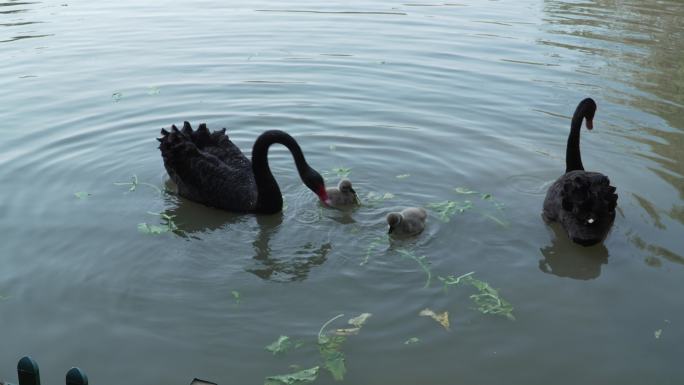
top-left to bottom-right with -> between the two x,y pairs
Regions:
586,118 -> 593,130
317,186 -> 331,206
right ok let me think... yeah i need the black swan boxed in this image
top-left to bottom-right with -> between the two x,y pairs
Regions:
158,122 -> 329,214
543,98 -> 618,246
387,207 -> 427,236
326,179 -> 359,207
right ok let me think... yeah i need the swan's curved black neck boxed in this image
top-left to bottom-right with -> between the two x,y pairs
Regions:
566,98 -> 596,173
251,130 -> 311,214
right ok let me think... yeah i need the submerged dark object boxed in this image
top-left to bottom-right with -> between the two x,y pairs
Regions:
158,122 -> 329,214
543,98 -> 618,246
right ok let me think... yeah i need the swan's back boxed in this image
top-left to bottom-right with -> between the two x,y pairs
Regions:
158,122 -> 257,211
544,170 -> 617,245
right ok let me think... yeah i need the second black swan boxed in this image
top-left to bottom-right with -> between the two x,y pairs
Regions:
543,98 -> 618,246
158,122 -> 329,214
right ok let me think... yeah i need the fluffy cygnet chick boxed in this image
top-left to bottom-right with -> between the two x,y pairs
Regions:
325,179 -> 359,207
387,207 -> 427,236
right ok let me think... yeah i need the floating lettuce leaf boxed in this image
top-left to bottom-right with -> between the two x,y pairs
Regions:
231,290 -> 241,304
654,329 -> 662,339
138,223 -> 168,234
439,272 -> 515,320
396,174 -> 411,179
111,92 -> 122,102
266,336 -> 294,355
138,212 -> 180,235
264,366 -> 319,385
404,337 -> 420,345
454,187 -> 478,195
482,213 -> 509,228
319,335 -> 346,381
147,86 -> 160,95
426,200 -> 472,222
397,249 -> 432,288
74,191 -> 91,199
335,313 -> 373,336
348,313 -> 372,328
332,167 -> 351,178
419,308 -> 450,331
362,237 -> 387,266
114,174 -> 162,195
363,191 -> 395,207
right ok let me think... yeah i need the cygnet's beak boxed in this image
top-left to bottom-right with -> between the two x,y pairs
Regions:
586,118 -> 593,130
388,226 -> 394,234
350,188 -> 360,204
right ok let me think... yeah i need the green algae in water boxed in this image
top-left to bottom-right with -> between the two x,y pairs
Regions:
404,337 -> 420,345
439,272 -> 515,320
264,366 -> 319,385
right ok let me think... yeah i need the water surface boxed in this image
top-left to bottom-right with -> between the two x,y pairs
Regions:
1,0 -> 683,384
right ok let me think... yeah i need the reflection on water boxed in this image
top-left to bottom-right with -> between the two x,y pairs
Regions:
629,233 -> 684,267
165,193 -> 333,281
539,223 -> 608,280
0,0 -> 51,44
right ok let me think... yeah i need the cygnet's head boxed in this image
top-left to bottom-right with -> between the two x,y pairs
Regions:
338,179 -> 355,194
386,212 -> 402,234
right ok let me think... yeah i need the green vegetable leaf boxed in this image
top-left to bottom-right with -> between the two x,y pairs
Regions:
319,335 -> 347,381
266,335 -> 293,355
264,366 -> 319,385
348,313 -> 372,328
439,272 -> 515,320
231,290 -> 241,304
74,191 -> 91,199
361,237 -> 387,266
332,167 -> 351,178
404,337 -> 420,345
137,223 -> 168,234
426,200 -> 472,222
396,174 -> 411,179
397,249 -> 432,288
454,187 -> 478,195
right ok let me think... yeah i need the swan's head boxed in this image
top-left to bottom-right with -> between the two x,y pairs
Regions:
386,212 -> 402,234
579,98 -> 597,130
338,179 -> 355,194
303,168 -> 330,205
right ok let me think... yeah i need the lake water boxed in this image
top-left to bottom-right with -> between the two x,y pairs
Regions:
1,0 -> 683,384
